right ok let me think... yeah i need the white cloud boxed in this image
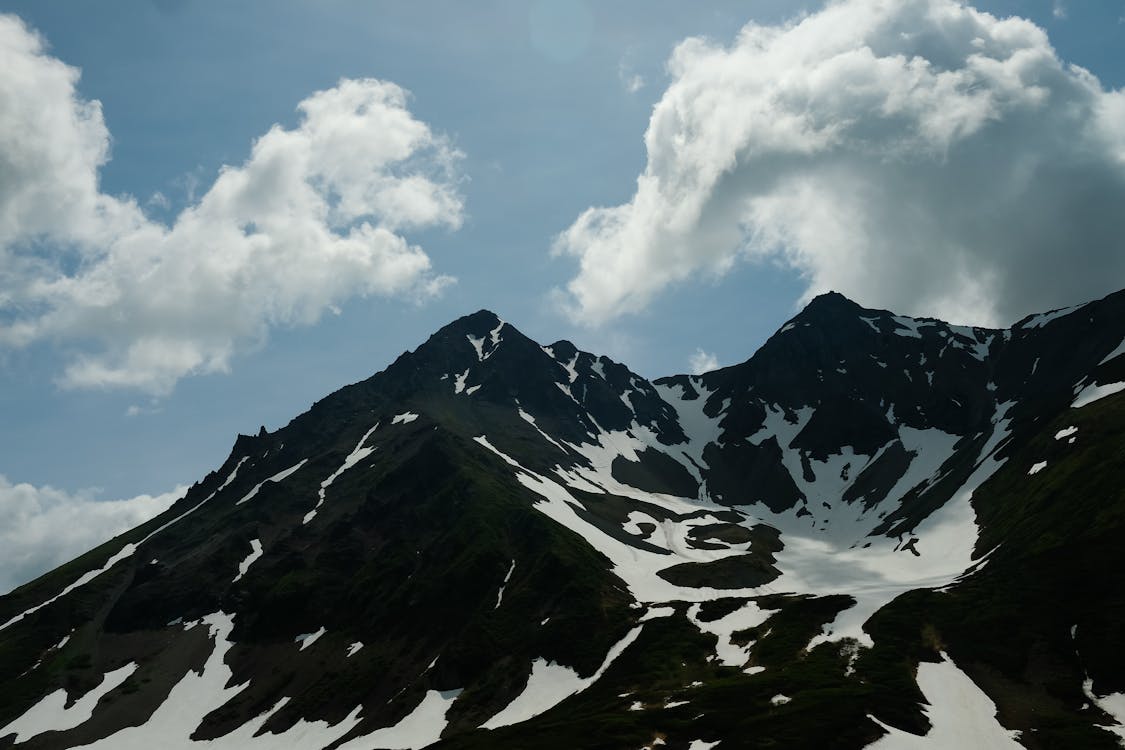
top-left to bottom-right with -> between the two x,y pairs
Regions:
0,475 -> 185,595
0,15 -> 464,394
554,0 -> 1125,327
689,348 -> 719,374
618,58 -> 645,93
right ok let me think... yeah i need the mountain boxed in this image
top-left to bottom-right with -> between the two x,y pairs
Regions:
2,290 -> 1125,749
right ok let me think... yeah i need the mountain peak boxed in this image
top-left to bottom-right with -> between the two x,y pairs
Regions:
798,290 -> 867,319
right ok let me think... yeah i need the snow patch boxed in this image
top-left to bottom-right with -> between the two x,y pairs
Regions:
304,424 -> 378,524
518,408 -> 568,453
453,368 -> 470,394
1073,381 -> 1125,409
495,559 -> 516,609
392,412 -> 419,425
67,612 -> 366,749
236,460 -> 308,505
1019,303 -> 1084,329
865,651 -> 1022,748
295,626 -> 326,651
1082,678 -> 1125,744
0,662 -> 137,743
482,625 -> 644,729
687,600 -> 776,667
1054,426 -> 1078,440
346,642 -> 364,658
1028,462 -> 1047,476
232,539 -> 263,583
1101,337 -> 1125,366
337,689 -> 462,750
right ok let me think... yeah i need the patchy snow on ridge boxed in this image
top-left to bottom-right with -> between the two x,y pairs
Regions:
1,543 -> 139,632
236,460 -> 308,506
1019,303 -> 1084,329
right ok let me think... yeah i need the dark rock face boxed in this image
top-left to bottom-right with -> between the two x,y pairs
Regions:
2,290 -> 1125,749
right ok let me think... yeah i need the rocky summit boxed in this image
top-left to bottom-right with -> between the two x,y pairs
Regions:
3,290 -> 1125,749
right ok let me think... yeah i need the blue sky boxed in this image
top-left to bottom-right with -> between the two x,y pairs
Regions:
1,0 -> 1124,591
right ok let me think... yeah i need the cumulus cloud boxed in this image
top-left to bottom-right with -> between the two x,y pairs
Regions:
0,475 -> 185,594
0,15 -> 463,393
554,0 -> 1125,327
689,348 -> 720,374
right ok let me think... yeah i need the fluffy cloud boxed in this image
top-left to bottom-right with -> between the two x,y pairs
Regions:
0,475 -> 185,594
689,348 -> 720,375
554,0 -> 1125,327
0,15 -> 463,393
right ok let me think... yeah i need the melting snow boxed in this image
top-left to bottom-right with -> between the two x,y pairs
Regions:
865,652 -> 1022,748
0,452 -> 259,632
0,663 -> 137,743
67,612 -> 366,749
770,694 -> 791,706
337,689 -> 463,750
686,601 -> 776,667
640,607 -> 676,622
393,412 -> 419,424
304,424 -> 378,524
454,368 -> 471,394
688,741 -> 721,750
1019,303 -> 1084,329
1082,678 -> 1125,744
1073,381 -> 1125,409
346,642 -> 364,657
891,316 -> 927,339
236,460 -> 308,505
1054,426 -> 1078,440
518,408 -> 568,453
1028,462 -> 1047,476
3,547 -> 137,633
467,334 -> 486,361
482,625 -> 644,729
495,560 -> 516,609
295,627 -> 326,651
232,539 -> 263,583
1101,337 -> 1125,366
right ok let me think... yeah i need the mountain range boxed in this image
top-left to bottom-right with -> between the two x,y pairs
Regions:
2,289 -> 1125,749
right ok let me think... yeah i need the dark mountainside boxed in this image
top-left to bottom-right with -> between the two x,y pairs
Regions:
2,290 -> 1125,749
